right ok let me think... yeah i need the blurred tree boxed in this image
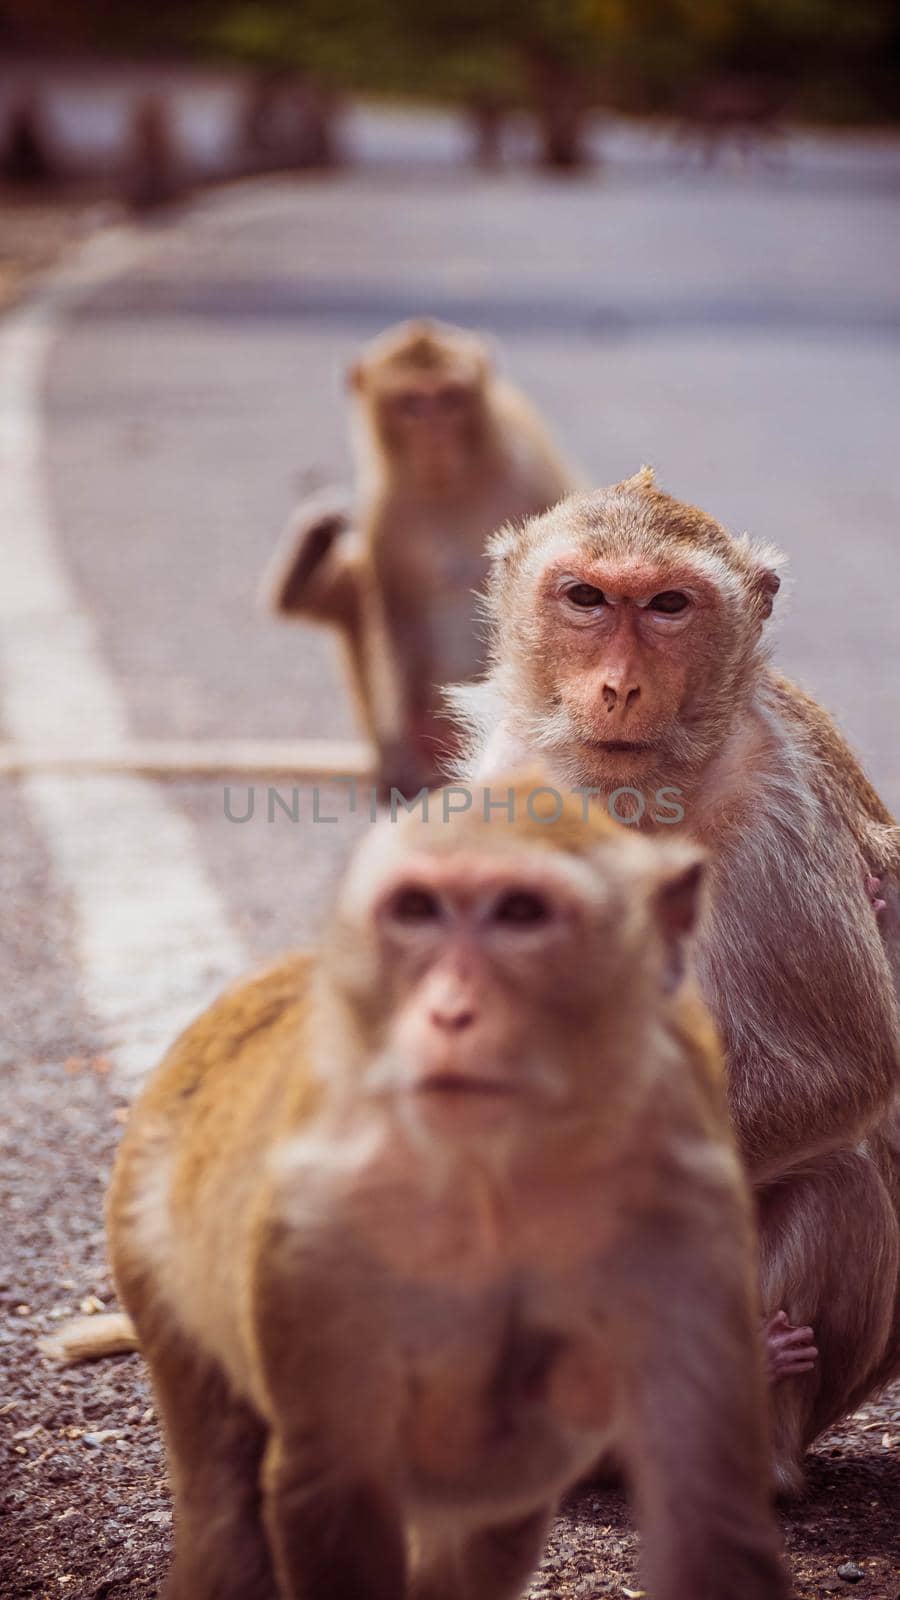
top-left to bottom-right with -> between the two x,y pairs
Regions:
380,0 -> 604,165
0,93 -> 56,184
1,0 -> 898,123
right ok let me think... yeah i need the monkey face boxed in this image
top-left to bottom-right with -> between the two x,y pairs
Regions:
347,319 -> 491,477
374,378 -> 484,468
329,798 -> 705,1142
487,480 -> 781,789
527,553 -> 729,784
381,865 -> 587,1081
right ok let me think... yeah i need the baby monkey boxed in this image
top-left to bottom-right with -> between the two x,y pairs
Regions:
105,784 -> 787,1600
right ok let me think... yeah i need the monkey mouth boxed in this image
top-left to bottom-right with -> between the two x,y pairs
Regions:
585,738 -> 656,755
416,1072 -> 517,1099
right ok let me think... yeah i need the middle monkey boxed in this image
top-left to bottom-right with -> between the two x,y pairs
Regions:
260,320 -> 579,794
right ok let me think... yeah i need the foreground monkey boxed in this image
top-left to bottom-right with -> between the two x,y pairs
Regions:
79,788 -> 788,1599
454,470 -> 900,1495
260,320 -> 577,793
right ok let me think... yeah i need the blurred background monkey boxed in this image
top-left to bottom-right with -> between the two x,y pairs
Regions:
260,320 -> 578,793
84,784 -> 788,1600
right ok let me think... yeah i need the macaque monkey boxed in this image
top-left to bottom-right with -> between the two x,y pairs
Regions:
454,469 -> 900,1495
95,785 -> 788,1600
260,320 -> 578,793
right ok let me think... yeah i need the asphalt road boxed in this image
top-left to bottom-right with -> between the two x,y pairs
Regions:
30,155 -> 900,967
2,138 -> 900,1599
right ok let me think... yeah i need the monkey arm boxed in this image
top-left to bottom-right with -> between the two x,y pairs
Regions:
701,827 -> 900,1181
771,673 -> 896,829
607,1194 -> 790,1600
260,1434 -> 407,1600
246,1201 -> 410,1600
258,489 -> 360,629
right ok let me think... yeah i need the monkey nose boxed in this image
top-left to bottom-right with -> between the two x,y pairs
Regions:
601,684 -> 640,714
430,1003 -> 477,1033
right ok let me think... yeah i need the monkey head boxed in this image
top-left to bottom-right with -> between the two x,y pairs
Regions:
348,318 -> 492,478
317,781 -> 705,1152
484,469 -> 783,792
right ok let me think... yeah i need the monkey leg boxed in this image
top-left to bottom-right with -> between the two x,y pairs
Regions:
758,1146 -> 899,1498
261,1435 -> 407,1600
355,595 -> 439,797
412,1509 -> 552,1600
145,1332 -> 273,1600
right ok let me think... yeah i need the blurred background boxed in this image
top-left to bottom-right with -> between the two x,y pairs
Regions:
2,0 -> 900,933
4,0 -> 900,191
1,0 -> 899,933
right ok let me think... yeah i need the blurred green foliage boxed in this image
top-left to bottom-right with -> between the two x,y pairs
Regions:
2,0 -> 899,120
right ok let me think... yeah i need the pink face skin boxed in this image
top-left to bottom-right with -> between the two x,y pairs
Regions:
338,843 -> 635,1142
385,380 -> 471,426
532,553 -> 727,772
372,375 -> 486,473
372,853 -> 588,1101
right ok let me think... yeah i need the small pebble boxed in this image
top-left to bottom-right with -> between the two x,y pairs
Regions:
837,1563 -> 864,1584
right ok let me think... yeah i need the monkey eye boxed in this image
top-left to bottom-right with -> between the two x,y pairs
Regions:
565,583 -> 606,609
392,393 -> 430,419
492,890 -> 551,926
648,590 -> 689,615
386,885 -> 442,924
435,385 -> 467,412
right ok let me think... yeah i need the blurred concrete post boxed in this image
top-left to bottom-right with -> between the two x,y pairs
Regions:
674,75 -> 786,168
122,94 -> 182,213
527,52 -> 590,171
240,69 -> 341,173
466,93 -> 507,167
0,92 -> 56,185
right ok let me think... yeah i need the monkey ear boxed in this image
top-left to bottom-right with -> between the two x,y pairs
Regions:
651,854 -> 706,991
739,539 -> 785,622
473,332 -> 498,378
487,519 -> 521,570
754,566 -> 781,620
622,464 -> 655,493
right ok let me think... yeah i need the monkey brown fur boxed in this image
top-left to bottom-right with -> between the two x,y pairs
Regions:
455,470 -> 900,1496
259,320 -> 578,793
105,784 -> 788,1600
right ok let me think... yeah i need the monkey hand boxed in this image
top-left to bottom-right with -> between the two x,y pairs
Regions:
866,873 -> 887,917
762,1310 -> 818,1385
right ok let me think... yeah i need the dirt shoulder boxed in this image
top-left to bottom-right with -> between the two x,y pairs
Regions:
0,188 -> 117,313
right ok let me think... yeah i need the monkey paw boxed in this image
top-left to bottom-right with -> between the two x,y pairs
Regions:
762,1310 -> 818,1385
866,873 -> 887,917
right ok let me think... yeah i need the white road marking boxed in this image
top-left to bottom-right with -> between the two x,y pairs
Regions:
0,229 -> 249,1088
0,735 -> 374,778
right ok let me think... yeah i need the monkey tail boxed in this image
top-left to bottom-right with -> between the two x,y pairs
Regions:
37,1312 -> 139,1366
